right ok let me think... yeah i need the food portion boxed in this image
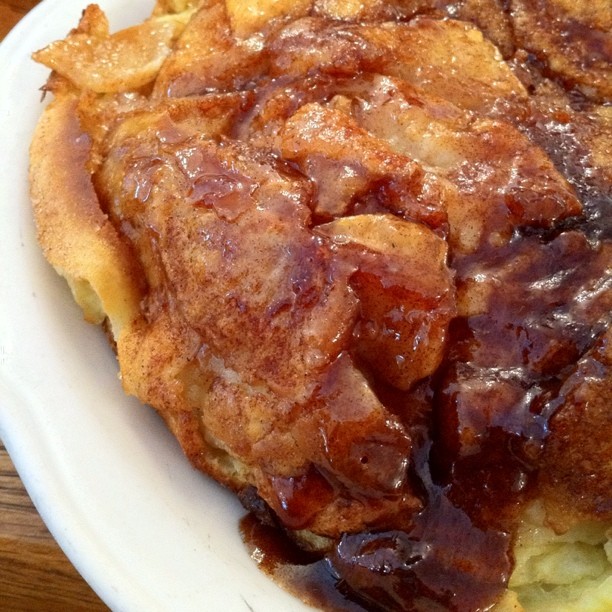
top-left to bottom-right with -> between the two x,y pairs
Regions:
29,1 -> 611,610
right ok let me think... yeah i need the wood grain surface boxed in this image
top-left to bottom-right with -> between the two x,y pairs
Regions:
1,1 -> 108,609
0,0 -> 38,39
0,444 -> 108,610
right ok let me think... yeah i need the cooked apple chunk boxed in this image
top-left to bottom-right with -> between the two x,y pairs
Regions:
33,4 -> 181,93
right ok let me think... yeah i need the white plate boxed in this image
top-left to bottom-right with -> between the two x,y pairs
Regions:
0,2 -> 313,610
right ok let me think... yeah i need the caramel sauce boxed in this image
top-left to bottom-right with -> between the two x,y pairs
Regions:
240,513 -> 367,612
234,89 -> 610,608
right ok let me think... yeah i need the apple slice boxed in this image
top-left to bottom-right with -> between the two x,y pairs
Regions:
316,214 -> 456,390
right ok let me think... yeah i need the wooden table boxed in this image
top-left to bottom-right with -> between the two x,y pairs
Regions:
0,2 -> 108,609
0,0 -> 38,39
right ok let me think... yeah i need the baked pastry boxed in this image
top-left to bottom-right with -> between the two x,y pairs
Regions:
30,1 -> 612,610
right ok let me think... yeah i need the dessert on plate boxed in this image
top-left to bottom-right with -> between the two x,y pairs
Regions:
30,1 -> 612,609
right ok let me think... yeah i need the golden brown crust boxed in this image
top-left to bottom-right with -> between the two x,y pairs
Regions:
29,93 -> 143,338
538,327 -> 612,532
